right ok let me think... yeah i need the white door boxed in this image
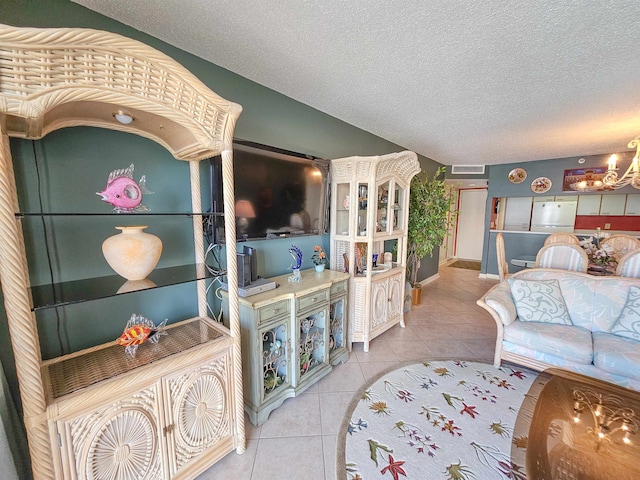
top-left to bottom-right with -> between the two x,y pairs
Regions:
455,189 -> 487,261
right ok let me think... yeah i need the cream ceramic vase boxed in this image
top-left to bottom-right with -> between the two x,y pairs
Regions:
102,226 -> 162,280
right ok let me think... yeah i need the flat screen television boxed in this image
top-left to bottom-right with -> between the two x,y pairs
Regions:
208,140 -> 329,242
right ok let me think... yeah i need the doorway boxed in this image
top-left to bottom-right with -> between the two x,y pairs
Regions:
455,189 -> 488,261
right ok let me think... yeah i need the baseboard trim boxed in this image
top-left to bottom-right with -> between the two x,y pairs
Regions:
419,273 -> 440,286
481,273 -> 500,280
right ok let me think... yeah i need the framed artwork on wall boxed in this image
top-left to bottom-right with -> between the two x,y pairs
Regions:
562,167 -> 613,192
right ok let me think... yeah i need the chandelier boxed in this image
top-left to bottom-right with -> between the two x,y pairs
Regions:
572,388 -> 638,451
603,135 -> 640,189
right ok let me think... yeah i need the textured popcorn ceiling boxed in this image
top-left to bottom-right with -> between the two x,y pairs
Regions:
73,0 -> 640,166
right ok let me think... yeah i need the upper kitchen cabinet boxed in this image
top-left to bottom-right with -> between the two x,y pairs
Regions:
577,195 -> 602,215
625,194 -> 640,216
599,194 -> 627,215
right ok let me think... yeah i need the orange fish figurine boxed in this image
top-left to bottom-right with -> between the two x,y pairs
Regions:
116,313 -> 167,357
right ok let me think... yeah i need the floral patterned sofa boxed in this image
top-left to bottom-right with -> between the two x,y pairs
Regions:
477,268 -> 640,391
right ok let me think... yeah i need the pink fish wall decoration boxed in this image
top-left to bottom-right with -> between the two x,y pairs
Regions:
97,164 -> 152,212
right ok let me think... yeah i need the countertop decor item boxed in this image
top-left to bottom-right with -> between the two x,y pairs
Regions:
288,244 -> 303,282
508,167 -> 527,184
102,225 -> 163,280
289,244 -> 303,269
531,176 -> 552,193
96,163 -> 153,213
311,245 -> 327,266
579,235 -> 618,269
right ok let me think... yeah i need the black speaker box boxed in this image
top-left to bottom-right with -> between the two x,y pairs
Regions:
237,252 -> 252,287
243,246 -> 258,282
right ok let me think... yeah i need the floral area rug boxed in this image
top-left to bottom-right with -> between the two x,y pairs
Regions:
337,360 -> 540,480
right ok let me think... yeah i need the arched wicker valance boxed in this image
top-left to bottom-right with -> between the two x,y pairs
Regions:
0,24 -> 241,161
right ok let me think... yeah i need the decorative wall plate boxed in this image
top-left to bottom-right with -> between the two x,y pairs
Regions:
508,167 -> 527,184
531,177 -> 552,194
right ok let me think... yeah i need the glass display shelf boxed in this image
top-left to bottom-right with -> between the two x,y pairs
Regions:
354,263 -> 401,278
44,317 -> 227,399
31,263 -> 215,311
16,211 -> 223,217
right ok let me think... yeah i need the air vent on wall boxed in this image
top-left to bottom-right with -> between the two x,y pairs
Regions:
451,165 -> 485,174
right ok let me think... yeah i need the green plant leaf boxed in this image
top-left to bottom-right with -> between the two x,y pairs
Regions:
406,166 -> 457,285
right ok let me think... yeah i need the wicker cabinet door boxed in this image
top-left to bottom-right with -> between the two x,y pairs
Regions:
163,350 -> 234,476
57,384 -> 164,480
387,272 -> 404,320
371,278 -> 389,329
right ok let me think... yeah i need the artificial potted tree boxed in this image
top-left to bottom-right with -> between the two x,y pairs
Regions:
406,166 -> 455,304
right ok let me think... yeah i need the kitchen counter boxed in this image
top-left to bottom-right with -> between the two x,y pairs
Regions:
494,229 -> 640,238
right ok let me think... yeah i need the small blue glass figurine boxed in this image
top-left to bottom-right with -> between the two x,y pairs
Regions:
288,244 -> 303,282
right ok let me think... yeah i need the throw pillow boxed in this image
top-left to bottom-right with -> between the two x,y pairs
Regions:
507,278 -> 573,325
610,286 -> 640,341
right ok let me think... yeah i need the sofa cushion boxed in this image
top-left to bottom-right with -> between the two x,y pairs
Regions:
484,282 -> 517,326
508,278 -> 572,325
593,332 -> 640,381
503,321 -> 592,364
610,286 -> 640,341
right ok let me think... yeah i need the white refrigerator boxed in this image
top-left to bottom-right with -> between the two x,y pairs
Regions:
530,200 -> 578,232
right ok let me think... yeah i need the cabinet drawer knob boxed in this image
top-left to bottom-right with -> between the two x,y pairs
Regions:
163,424 -> 174,436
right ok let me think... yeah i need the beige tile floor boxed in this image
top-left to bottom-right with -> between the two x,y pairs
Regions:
197,264 -> 498,480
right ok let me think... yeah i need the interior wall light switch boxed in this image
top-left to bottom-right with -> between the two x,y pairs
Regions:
604,223 -> 611,229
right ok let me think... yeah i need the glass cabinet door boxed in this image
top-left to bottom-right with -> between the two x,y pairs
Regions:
376,180 -> 391,234
335,182 -> 351,236
357,182 -> 368,236
392,183 -> 406,232
260,321 -> 290,401
297,308 -> 328,380
329,296 -> 347,364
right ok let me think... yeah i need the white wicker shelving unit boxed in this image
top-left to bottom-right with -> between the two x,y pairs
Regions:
0,24 -> 244,479
329,152 -> 420,352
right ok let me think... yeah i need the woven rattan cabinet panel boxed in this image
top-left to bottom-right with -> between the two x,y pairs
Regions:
330,152 -> 420,351
56,383 -> 165,480
54,343 -> 235,480
162,347 -> 235,478
0,25 -> 245,480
